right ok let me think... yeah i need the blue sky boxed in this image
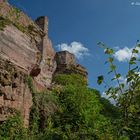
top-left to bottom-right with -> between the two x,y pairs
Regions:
8,0 -> 140,94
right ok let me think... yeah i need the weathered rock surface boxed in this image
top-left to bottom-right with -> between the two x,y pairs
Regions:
34,17 -> 56,90
55,51 -> 88,78
0,25 -> 40,73
0,58 -> 32,127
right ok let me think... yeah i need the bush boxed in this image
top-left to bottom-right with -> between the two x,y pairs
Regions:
0,114 -> 28,140
53,74 -> 87,86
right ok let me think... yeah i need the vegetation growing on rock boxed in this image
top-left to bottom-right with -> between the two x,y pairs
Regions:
0,74 -> 119,140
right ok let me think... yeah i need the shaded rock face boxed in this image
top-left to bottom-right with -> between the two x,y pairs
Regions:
0,58 -> 32,127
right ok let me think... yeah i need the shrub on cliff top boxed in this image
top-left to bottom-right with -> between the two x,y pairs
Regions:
53,74 -> 87,86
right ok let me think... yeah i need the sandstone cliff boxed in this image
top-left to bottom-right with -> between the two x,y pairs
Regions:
0,0 -> 87,127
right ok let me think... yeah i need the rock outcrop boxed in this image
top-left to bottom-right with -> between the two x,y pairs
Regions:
0,58 -> 32,127
55,51 -> 87,78
0,1 -> 87,127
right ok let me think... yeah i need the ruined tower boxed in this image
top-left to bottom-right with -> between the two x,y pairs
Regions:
35,16 -> 55,60
55,51 -> 76,65
55,51 -> 88,78
34,17 -> 56,90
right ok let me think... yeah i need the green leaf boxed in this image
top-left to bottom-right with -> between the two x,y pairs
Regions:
111,77 -> 116,81
111,74 -> 121,81
108,57 -> 114,63
120,83 -> 125,88
116,73 -> 121,79
130,57 -> 136,61
104,48 -> 114,55
137,43 -> 140,48
129,57 -> 136,65
127,77 -> 132,83
132,49 -> 139,54
129,61 -> 136,65
123,126 -> 133,132
110,65 -> 116,71
97,75 -> 104,85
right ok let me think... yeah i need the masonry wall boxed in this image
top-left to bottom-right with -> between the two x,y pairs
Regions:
34,16 -> 56,90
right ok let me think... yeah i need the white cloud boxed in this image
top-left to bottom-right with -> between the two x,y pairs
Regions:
114,46 -> 140,62
113,46 -> 120,50
56,41 -> 89,59
114,47 -> 132,62
131,2 -> 140,6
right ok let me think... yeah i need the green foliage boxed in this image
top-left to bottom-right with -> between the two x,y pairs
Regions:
26,75 -> 59,139
53,74 -> 87,86
100,97 -> 120,120
97,42 -> 140,139
0,16 -> 11,31
97,75 -> 104,85
0,73 -> 119,139
51,76 -> 114,139
27,74 -> 115,139
0,113 -> 28,140
13,22 -> 27,33
26,76 -> 35,94
0,15 -> 27,33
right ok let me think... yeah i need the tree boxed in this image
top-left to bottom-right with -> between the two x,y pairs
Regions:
52,74 -> 114,139
97,41 -> 140,139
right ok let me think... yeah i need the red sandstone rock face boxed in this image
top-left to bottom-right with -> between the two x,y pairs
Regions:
34,37 -> 56,90
0,1 -> 43,126
55,51 -> 76,65
34,16 -> 56,90
0,1 -> 57,126
0,59 -> 32,127
0,1 -> 43,34
0,0 -> 5,3
55,51 -> 88,78
0,25 -> 41,73
0,1 -> 88,127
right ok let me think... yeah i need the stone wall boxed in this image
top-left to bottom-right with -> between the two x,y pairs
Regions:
34,17 -> 56,90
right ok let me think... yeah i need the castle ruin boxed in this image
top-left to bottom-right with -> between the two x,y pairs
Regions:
0,0 -> 87,127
